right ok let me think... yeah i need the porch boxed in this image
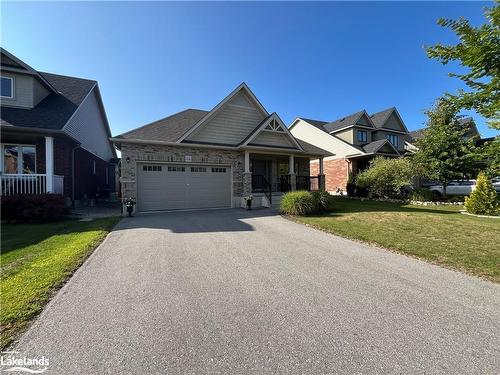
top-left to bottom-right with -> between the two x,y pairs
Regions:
0,135 -> 65,196
243,150 -> 325,204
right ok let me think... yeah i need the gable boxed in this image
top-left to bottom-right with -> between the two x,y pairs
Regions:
383,112 -> 406,131
249,130 -> 296,148
356,113 -> 373,127
377,142 -> 399,154
244,115 -> 302,150
184,90 -> 266,145
1,52 -> 26,69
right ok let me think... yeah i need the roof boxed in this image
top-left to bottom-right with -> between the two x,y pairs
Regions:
362,139 -> 398,154
409,117 -> 478,143
296,139 -> 333,156
322,110 -> 366,133
369,107 -> 395,128
1,72 -> 96,130
298,118 -> 328,131
117,109 -> 209,142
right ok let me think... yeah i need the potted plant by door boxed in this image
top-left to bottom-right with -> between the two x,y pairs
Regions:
244,195 -> 253,210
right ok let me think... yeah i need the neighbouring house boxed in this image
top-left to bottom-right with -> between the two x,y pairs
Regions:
0,48 -> 117,203
289,107 -> 409,192
111,83 -> 331,212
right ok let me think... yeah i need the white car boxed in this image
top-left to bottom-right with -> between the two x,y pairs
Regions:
491,177 -> 500,193
428,180 -> 476,196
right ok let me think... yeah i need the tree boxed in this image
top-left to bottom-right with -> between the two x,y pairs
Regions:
426,3 -> 500,177
464,171 -> 499,216
425,2 -> 500,129
413,99 -> 477,196
356,157 -> 414,199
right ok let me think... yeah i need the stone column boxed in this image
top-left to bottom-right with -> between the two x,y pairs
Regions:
243,150 -> 252,196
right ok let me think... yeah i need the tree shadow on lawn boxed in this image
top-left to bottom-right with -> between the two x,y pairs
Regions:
321,198 -> 460,217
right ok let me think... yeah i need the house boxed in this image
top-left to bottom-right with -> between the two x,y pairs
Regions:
111,83 -> 331,212
289,107 -> 409,192
0,48 -> 117,202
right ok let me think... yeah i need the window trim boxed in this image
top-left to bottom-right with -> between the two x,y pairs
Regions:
1,76 -> 14,99
1,143 -> 37,174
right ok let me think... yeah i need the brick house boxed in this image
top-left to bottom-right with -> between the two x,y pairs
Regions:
290,108 -> 410,193
0,48 -> 117,202
111,83 -> 330,212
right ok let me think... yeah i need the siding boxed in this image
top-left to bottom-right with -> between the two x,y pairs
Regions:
372,130 -> 404,151
334,129 -> 354,144
0,72 -> 34,108
250,131 -> 296,148
356,113 -> 371,126
352,126 -> 372,146
32,79 -> 49,106
186,91 -> 266,145
383,112 -> 405,131
290,119 -> 362,160
64,87 -> 114,162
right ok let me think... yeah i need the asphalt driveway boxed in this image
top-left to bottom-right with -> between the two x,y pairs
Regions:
10,209 -> 500,374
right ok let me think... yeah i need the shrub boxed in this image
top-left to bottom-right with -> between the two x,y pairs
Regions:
312,190 -> 332,212
280,191 -> 315,216
1,194 -> 69,222
464,172 -> 499,216
355,185 -> 369,198
410,187 -> 434,202
356,157 -> 414,199
346,176 -> 356,197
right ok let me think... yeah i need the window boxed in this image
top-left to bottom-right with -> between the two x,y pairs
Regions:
167,166 -> 185,172
386,134 -> 398,147
2,144 -> 36,174
92,160 -> 96,175
190,167 -> 207,172
357,130 -> 368,143
211,167 -> 227,173
143,165 -> 162,172
1,76 -> 13,98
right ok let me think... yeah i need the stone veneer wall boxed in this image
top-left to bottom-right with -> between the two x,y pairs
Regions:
120,143 -> 245,201
311,158 -> 349,192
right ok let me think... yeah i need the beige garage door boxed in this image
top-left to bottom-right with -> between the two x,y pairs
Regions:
137,164 -> 231,212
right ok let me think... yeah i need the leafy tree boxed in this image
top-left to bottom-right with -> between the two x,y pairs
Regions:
356,157 -> 414,199
425,2 -> 500,128
464,171 -> 499,216
413,99 -> 477,196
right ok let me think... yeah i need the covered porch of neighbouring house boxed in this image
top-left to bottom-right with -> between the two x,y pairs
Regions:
242,149 -> 325,207
0,128 -> 74,196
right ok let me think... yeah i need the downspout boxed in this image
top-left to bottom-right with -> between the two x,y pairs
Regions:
71,145 -> 79,207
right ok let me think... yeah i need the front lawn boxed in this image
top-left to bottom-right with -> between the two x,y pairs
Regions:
290,198 -> 500,283
0,217 -> 120,349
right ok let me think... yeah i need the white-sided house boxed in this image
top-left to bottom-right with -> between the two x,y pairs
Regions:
289,107 -> 409,192
111,83 -> 331,212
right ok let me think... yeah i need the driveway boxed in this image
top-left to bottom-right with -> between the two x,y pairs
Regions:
10,209 -> 500,374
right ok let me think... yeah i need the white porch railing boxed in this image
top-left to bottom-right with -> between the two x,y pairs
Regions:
0,174 -> 64,196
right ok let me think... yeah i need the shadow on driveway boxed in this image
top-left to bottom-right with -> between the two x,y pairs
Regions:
115,207 -> 280,233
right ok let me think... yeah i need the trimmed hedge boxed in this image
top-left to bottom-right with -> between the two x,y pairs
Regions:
1,194 -> 69,222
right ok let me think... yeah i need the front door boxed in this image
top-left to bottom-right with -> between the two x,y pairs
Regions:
252,160 -> 271,182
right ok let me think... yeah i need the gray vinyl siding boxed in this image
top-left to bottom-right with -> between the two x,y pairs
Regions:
250,131 -> 297,148
383,112 -> 405,131
64,87 -> 114,161
0,72 -> 34,108
356,114 -> 371,126
186,91 -> 266,145
32,79 -> 49,106
353,127 -> 372,146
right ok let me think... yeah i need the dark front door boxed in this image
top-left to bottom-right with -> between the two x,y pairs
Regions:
252,160 -> 271,182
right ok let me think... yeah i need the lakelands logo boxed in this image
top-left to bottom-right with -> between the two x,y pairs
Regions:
0,352 -> 49,373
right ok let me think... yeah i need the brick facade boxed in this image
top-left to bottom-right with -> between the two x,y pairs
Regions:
311,158 -> 350,192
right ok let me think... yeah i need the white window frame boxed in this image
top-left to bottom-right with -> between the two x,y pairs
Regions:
1,143 -> 37,174
1,76 -> 14,99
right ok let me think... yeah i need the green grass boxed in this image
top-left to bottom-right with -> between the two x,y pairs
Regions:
0,217 -> 120,349
290,198 -> 500,283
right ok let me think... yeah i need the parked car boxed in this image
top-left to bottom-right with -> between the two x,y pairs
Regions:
428,180 -> 476,197
491,177 -> 500,193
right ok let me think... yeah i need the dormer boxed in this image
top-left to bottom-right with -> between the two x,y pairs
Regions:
1,48 -> 56,109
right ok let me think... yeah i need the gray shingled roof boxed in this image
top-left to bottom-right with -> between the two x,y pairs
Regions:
117,109 -> 208,142
298,118 -> 328,131
296,139 -> 333,156
322,110 -> 366,133
1,72 -> 96,130
362,139 -> 398,154
409,117 -> 476,142
369,107 -> 395,128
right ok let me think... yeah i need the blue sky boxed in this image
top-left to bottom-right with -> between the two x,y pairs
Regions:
1,1 -> 497,138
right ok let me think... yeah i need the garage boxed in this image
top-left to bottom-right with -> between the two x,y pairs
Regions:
137,163 -> 232,212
